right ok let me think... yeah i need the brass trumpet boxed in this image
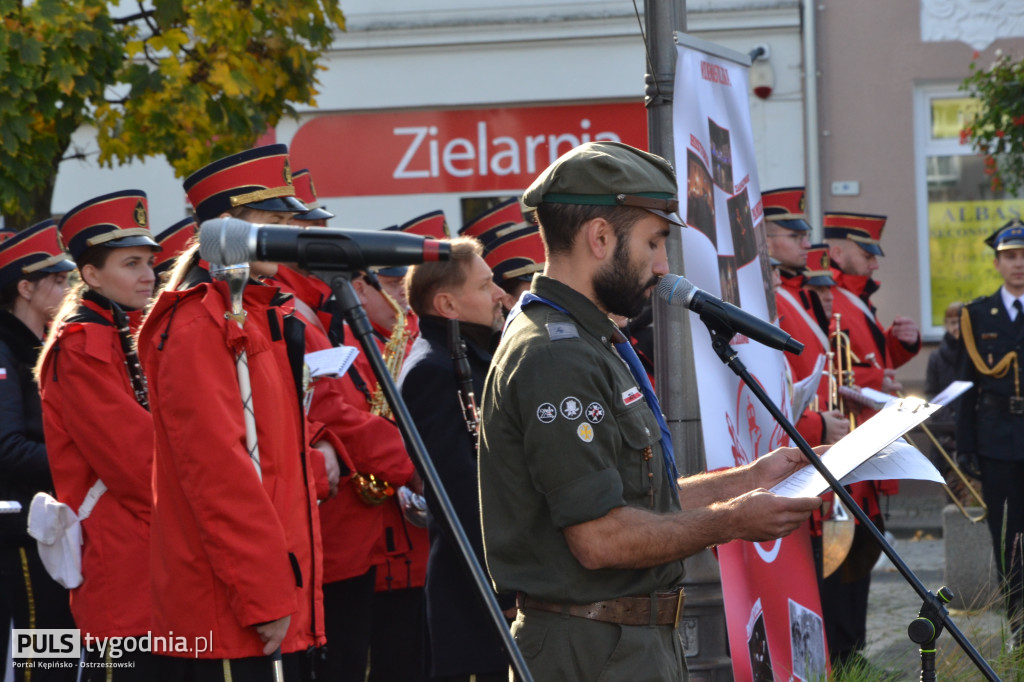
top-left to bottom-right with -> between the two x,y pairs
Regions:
828,312 -> 860,428
899,393 -> 987,523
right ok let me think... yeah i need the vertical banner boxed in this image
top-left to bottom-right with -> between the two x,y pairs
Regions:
672,37 -> 827,681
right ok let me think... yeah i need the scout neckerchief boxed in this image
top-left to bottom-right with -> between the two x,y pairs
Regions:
506,292 -> 679,490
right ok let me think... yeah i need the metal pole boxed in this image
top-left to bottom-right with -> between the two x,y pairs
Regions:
802,0 -> 823,240
645,2 -> 732,679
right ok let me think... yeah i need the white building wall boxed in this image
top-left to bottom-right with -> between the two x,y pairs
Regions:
50,1 -> 806,233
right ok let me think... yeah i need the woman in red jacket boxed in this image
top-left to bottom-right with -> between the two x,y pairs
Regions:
36,190 -> 160,680
138,145 -> 332,682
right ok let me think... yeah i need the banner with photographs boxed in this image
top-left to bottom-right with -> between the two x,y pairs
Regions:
672,38 -> 827,682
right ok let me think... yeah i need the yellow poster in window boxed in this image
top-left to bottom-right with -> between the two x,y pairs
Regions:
929,200 -> 1024,326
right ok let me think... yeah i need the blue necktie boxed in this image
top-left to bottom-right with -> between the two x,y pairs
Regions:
613,336 -> 679,490
511,293 -> 679,489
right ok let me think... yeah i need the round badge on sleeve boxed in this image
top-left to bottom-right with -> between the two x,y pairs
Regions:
577,423 -> 594,442
586,402 -> 605,423
560,396 -> 582,420
536,402 -> 557,423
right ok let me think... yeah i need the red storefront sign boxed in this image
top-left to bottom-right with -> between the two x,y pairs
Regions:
289,102 -> 648,197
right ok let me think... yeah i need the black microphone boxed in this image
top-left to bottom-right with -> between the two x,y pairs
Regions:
656,274 -> 804,355
199,218 -> 450,271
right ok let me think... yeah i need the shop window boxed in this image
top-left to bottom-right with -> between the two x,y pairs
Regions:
916,87 -> 1024,337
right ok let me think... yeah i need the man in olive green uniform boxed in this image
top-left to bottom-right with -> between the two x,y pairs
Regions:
477,141 -> 823,681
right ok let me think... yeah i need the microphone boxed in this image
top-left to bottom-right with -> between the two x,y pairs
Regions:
199,218 -> 450,271
656,274 -> 804,355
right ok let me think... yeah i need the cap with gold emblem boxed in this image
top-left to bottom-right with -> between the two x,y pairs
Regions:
152,217 -> 197,275
521,141 -> 685,227
804,243 -> 836,287
483,224 -> 546,284
985,218 -> 1024,251
762,187 -> 810,232
0,219 -> 76,290
822,212 -> 886,256
184,144 -> 308,223
58,190 -> 161,263
292,169 -> 335,221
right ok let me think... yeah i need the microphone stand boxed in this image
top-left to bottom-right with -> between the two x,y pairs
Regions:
318,272 -> 535,682
697,316 -> 1000,681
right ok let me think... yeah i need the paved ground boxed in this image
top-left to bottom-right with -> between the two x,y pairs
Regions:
861,481 -> 1013,679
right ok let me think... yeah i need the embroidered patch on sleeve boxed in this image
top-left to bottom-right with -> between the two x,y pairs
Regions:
622,387 -> 643,406
560,397 -> 582,420
545,322 -> 579,341
536,402 -> 557,423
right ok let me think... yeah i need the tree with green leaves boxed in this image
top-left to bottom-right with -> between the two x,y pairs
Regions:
0,0 -> 344,229
961,49 -> 1024,196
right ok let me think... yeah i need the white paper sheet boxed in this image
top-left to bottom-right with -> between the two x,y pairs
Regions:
929,380 -> 972,407
838,438 -> 944,487
792,353 -> 827,417
0,501 -> 22,514
771,396 -> 942,498
305,345 -> 360,380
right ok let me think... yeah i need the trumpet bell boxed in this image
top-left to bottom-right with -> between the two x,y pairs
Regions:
821,499 -> 855,578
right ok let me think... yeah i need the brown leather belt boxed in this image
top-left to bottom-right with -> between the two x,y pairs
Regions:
516,589 -> 685,628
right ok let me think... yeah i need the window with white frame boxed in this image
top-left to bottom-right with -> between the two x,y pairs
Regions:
915,85 -> 1024,339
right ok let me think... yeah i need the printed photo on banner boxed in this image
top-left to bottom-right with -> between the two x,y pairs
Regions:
717,254 -> 740,306
728,188 -> 757,267
789,599 -> 826,681
709,118 -> 734,193
756,227 -> 776,321
686,148 -> 716,245
746,598 -> 773,682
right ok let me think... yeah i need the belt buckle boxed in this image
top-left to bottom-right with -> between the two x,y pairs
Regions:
1011,396 -> 1024,415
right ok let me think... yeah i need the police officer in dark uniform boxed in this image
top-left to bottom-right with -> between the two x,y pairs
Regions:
956,218 -> 1024,648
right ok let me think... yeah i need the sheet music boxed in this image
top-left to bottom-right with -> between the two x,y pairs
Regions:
929,380 -> 972,406
772,396 -> 942,498
792,353 -> 827,417
305,345 -> 360,380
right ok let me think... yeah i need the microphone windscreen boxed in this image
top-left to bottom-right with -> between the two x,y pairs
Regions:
199,218 -> 253,266
656,274 -> 697,306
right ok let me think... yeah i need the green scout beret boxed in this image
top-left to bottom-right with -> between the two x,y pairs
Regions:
522,141 -> 685,226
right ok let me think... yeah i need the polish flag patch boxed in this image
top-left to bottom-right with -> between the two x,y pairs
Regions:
0,367 -> 7,380
622,386 -> 643,405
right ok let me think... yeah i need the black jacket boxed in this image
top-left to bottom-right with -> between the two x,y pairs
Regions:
0,309 -> 54,542
398,315 -> 512,677
956,291 -> 1024,461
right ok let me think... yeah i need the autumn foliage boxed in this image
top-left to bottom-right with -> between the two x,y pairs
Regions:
0,0 -> 344,227
960,50 -> 1024,196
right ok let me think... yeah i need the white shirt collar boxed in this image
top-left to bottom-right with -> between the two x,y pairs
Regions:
999,286 -> 1024,319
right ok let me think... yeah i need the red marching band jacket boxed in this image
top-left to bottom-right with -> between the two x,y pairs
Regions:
829,270 -> 921,515
775,272 -> 831,448
138,280 -> 326,659
38,299 -> 153,638
270,267 -> 425,590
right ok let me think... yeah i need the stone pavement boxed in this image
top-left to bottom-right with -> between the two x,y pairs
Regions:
861,481 -> 1012,679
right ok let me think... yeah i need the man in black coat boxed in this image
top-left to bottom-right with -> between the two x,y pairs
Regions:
956,219 -> 1024,649
398,236 -> 511,682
